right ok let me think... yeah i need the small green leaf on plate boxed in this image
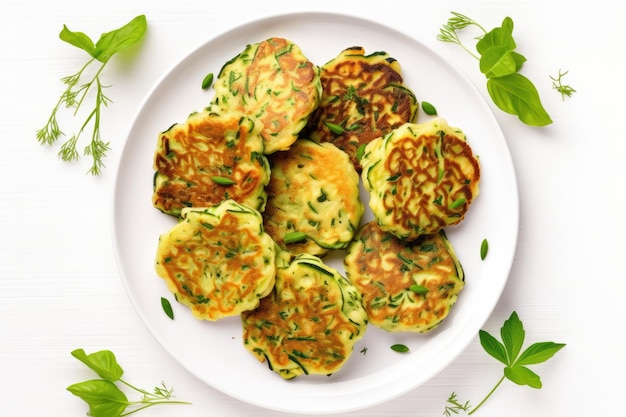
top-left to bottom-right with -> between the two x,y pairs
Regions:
391,344 -> 410,353
480,238 -> 489,260
161,297 -> 174,320
421,101 -> 438,115
201,72 -> 214,90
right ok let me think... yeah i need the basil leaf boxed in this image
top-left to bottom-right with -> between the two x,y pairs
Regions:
486,73 -> 552,126
478,329 -> 509,365
480,47 -> 518,78
501,311 -> 525,364
476,17 -> 516,55
71,349 -> 124,382
66,379 -> 129,417
504,365 -> 542,388
92,14 -> 147,63
511,51 -> 527,71
514,341 -> 566,366
59,25 -> 95,56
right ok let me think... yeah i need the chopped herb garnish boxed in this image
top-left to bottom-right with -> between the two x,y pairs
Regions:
283,231 -> 307,244
390,344 -> 410,353
409,284 -> 429,295
324,121 -> 345,135
449,197 -> 466,209
356,143 -> 367,160
480,238 -> 489,260
421,101 -> 438,115
161,297 -> 174,320
211,176 -> 236,185
201,72 -> 214,90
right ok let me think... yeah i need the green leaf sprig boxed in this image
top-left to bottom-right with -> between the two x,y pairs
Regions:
437,12 -> 552,126
36,15 -> 147,175
443,311 -> 565,415
443,392 -> 472,416
550,69 -> 576,101
67,348 -> 190,417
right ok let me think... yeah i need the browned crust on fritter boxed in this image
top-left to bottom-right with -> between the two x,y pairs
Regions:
381,130 -> 480,235
344,222 -> 464,332
152,112 -> 267,216
214,37 -> 321,154
155,206 -> 275,320
262,140 -> 363,256
241,256 -> 366,377
304,47 -> 417,171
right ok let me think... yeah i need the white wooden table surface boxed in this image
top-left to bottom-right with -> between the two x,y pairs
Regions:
2,0 -> 624,416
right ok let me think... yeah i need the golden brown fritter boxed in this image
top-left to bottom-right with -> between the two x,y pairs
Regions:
304,46 -> 418,171
361,118 -> 480,240
241,254 -> 367,379
152,109 -> 270,217
154,200 -> 277,321
262,139 -> 363,257
211,37 -> 321,154
344,221 -> 464,332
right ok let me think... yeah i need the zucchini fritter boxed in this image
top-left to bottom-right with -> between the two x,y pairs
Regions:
211,37 -> 321,154
154,200 -> 277,321
241,254 -> 368,379
344,221 -> 464,333
361,118 -> 480,240
304,46 -> 418,171
263,139 -> 364,257
152,109 -> 270,217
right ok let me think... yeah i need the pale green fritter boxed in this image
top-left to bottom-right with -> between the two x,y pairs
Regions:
241,254 -> 367,379
155,200 -> 277,321
211,37 -> 321,154
344,221 -> 464,332
152,109 -> 270,217
361,118 -> 480,241
262,139 -> 364,257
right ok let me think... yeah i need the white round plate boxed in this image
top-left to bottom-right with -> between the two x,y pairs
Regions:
112,12 -> 518,415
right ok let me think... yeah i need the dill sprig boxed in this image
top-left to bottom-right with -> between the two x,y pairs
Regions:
436,12 -> 487,60
550,69 -> 576,101
443,392 -> 472,416
36,15 -> 146,175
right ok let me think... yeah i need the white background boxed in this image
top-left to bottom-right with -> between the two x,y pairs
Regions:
1,0 -> 624,416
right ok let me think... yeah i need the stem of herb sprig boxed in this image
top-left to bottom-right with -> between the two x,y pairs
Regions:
468,375 -> 506,415
117,379 -> 191,416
